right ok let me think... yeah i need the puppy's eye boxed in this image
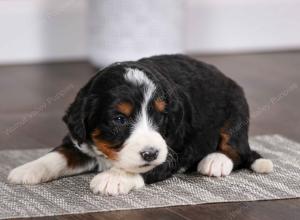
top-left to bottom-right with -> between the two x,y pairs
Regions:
113,115 -> 127,125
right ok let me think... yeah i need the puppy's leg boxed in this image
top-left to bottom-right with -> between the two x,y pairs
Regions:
142,161 -> 176,184
8,136 -> 97,184
90,167 -> 145,196
197,152 -> 234,177
198,121 -> 273,177
90,155 -> 177,195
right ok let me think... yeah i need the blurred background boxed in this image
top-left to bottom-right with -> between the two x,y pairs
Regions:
1,0 -> 300,65
0,0 -> 299,149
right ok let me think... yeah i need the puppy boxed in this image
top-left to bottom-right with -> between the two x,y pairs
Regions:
8,54 -> 273,195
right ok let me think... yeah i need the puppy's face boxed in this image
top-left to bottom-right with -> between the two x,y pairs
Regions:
65,66 -> 169,173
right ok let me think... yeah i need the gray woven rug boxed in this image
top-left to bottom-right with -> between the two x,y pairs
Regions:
0,135 -> 299,219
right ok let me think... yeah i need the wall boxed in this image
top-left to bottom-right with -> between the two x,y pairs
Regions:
0,0 -> 300,64
0,0 -> 87,64
186,0 -> 300,54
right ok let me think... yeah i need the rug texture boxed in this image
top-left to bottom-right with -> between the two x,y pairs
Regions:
0,135 -> 299,219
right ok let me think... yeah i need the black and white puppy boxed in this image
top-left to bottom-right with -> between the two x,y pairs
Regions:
8,54 -> 273,195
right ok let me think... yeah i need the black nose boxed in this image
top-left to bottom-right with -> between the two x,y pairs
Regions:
140,147 -> 159,162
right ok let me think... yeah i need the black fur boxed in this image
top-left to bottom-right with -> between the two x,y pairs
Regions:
63,54 -> 262,184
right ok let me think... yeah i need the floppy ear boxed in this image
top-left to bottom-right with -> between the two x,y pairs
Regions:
63,91 -> 89,144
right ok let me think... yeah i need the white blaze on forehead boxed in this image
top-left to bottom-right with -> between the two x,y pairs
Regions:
124,68 -> 156,130
124,68 -> 155,89
118,68 -> 168,173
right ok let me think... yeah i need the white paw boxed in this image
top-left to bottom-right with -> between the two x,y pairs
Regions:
8,161 -> 52,184
251,158 -> 273,173
197,152 -> 233,177
90,168 -> 145,196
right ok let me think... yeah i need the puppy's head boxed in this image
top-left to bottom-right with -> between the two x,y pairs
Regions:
64,64 -> 175,173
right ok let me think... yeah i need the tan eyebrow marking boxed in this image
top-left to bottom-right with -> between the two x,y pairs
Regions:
116,102 -> 133,117
154,98 -> 166,112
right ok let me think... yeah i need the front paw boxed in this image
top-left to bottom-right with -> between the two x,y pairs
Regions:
197,152 -> 233,177
90,168 -> 145,196
8,161 -> 51,184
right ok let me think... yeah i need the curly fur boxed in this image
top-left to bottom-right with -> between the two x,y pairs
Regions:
8,55 -> 273,195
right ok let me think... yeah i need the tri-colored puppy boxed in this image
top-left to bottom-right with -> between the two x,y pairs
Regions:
8,55 -> 273,195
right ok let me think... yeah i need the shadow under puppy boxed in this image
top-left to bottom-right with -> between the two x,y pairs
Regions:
8,54 -> 273,195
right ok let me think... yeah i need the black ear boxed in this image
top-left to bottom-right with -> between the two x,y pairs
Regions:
63,91 -> 89,144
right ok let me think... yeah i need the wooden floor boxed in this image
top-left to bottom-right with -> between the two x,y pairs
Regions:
0,52 -> 299,220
